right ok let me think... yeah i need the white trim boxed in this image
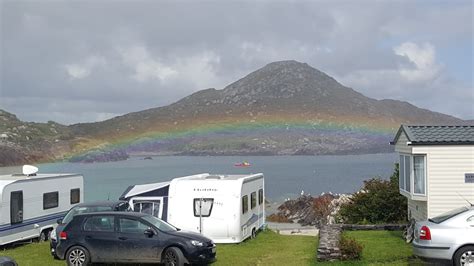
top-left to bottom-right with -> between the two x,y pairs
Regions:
129,197 -> 164,219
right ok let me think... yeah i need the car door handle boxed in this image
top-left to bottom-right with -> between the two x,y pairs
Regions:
118,236 -> 128,241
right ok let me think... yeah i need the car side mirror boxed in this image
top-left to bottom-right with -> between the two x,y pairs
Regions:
57,218 -> 63,224
144,228 -> 155,237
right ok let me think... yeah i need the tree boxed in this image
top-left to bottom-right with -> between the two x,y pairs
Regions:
338,164 -> 407,224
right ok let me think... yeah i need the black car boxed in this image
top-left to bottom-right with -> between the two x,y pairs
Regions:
55,212 -> 216,266
50,200 -> 130,258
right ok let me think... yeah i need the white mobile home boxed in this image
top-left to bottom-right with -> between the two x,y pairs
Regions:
391,125 -> 474,221
120,173 -> 265,243
0,169 -> 83,245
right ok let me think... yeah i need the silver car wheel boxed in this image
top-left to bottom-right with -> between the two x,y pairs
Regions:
460,250 -> 474,266
68,249 -> 86,266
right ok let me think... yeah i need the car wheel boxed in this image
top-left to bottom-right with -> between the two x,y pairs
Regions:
66,246 -> 90,266
163,247 -> 185,266
251,228 -> 257,239
453,245 -> 474,266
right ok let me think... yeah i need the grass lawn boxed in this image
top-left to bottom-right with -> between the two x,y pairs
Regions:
0,230 -> 421,266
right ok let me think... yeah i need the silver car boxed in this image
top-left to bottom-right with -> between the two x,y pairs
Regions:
413,206 -> 474,265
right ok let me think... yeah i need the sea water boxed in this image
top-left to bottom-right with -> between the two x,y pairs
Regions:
0,154 -> 397,202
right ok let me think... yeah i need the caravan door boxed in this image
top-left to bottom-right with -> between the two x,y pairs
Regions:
193,198 -> 214,234
130,197 -> 163,219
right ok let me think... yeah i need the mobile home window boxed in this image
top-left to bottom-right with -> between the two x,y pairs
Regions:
251,192 -> 257,209
413,156 -> 425,195
399,155 -> 411,192
258,189 -> 264,205
10,191 -> 23,224
43,192 -> 59,209
70,188 -> 80,204
193,198 -> 214,217
399,155 -> 405,190
242,195 -> 249,214
399,154 -> 426,195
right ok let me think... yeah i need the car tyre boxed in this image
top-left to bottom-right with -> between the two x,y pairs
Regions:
163,247 -> 185,266
453,245 -> 474,266
66,246 -> 90,266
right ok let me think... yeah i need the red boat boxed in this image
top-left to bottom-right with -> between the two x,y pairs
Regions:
234,161 -> 251,167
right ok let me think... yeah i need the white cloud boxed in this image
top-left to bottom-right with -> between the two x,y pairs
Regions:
394,42 -> 442,82
63,56 -> 106,80
118,45 -> 178,83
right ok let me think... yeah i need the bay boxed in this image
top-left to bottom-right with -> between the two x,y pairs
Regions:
0,153 -> 397,202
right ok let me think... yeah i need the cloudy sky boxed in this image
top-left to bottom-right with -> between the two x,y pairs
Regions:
1,0 -> 473,124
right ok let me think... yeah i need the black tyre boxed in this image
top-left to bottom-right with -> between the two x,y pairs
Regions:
39,230 -> 49,242
163,247 -> 185,266
66,246 -> 90,266
453,245 -> 474,266
251,228 -> 257,239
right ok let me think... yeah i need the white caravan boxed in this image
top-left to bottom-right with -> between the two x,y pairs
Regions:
120,173 -> 265,243
0,166 -> 83,245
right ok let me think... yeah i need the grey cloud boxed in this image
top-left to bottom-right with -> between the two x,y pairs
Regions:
1,0 -> 472,124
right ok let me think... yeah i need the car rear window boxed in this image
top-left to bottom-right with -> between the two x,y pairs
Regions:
429,207 -> 469,224
62,206 -> 113,224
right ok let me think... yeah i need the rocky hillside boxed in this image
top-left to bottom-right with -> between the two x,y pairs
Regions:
1,60 -> 466,166
0,110 -> 75,166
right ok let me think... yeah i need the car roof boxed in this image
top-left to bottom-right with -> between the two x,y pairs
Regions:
74,211 -> 147,218
73,200 -> 128,208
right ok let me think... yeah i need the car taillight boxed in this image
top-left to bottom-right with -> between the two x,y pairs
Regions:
59,231 -> 67,240
419,226 -> 431,240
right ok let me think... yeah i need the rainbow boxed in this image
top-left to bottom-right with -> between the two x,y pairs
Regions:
67,114 -> 397,159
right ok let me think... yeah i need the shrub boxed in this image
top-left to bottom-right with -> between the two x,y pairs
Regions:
339,235 -> 363,260
338,164 -> 407,224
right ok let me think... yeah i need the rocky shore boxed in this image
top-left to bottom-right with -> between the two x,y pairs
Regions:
267,193 -> 352,227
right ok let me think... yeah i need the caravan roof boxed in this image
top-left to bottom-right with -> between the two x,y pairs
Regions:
0,173 -> 78,185
174,173 -> 260,181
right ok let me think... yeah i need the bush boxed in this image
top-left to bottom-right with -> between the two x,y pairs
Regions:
338,164 -> 407,224
339,235 -> 363,260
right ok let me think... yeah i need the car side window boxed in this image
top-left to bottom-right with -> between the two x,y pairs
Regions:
119,218 -> 150,233
83,216 -> 115,232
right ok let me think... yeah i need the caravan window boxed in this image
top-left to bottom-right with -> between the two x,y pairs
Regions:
258,189 -> 264,205
10,191 -> 23,224
70,188 -> 80,204
43,192 -> 59,209
193,198 -> 214,217
242,195 -> 248,214
251,192 -> 257,209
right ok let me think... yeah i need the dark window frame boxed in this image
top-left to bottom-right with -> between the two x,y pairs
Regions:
250,192 -> 257,209
10,191 -> 23,224
242,195 -> 249,214
70,188 -> 80,204
193,198 -> 214,217
43,191 -> 59,210
258,189 -> 264,205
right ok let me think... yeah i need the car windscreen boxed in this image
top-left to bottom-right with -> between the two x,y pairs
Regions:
142,215 -> 177,232
428,206 -> 469,224
62,206 -> 113,224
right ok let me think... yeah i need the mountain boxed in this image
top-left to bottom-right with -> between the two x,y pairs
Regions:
0,60 -> 465,166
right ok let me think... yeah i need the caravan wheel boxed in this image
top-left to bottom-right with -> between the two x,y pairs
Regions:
251,228 -> 257,239
39,230 -> 49,242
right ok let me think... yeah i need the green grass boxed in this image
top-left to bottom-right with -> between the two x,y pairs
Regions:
0,230 -> 421,266
215,230 -> 317,266
321,231 -> 423,266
